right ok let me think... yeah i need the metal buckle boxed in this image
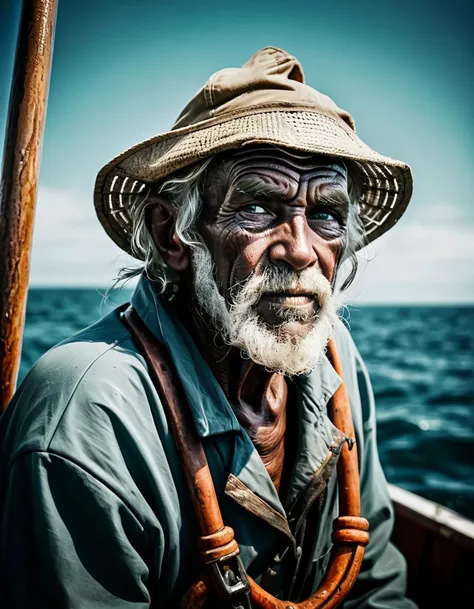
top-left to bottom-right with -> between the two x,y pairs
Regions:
208,554 -> 252,609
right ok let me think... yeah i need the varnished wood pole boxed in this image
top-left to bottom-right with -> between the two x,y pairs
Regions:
0,0 -> 58,410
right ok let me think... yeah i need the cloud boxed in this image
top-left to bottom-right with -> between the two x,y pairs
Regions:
30,185 -> 137,286
346,220 -> 474,303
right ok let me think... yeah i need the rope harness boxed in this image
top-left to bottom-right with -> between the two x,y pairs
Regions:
122,306 -> 369,609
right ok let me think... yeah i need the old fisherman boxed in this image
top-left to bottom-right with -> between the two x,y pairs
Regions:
0,47 -> 416,608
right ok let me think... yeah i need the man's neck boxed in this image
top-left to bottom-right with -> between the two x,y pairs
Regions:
172,290 -> 290,491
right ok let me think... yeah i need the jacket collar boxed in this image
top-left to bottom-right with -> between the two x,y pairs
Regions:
224,356 -> 346,535
131,275 -> 343,439
131,275 -> 241,436
131,275 -> 346,531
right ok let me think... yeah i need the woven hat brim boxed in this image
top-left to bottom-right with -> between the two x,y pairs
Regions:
94,105 -> 413,255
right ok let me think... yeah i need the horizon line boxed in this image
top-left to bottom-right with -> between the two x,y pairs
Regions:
26,285 -> 474,307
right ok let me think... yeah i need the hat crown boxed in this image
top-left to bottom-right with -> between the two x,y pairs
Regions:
173,47 -> 355,131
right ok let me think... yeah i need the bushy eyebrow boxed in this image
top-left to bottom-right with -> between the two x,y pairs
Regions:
234,178 -> 350,207
315,192 -> 351,208
234,178 -> 291,201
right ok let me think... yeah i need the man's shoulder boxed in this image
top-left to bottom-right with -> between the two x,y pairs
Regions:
22,307 -> 142,397
1,308 -> 156,463
332,316 -> 363,368
332,316 -> 375,429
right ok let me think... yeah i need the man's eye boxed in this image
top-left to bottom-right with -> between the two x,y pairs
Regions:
242,204 -> 267,214
310,210 -> 338,221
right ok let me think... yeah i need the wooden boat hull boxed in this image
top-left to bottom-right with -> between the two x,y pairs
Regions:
390,484 -> 473,607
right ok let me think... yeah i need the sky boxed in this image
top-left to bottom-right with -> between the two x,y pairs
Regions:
0,0 -> 473,303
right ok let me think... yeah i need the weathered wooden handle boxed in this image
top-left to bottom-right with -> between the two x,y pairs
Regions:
0,0 -> 58,411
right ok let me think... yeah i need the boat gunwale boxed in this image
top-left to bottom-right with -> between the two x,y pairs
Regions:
389,483 -> 474,551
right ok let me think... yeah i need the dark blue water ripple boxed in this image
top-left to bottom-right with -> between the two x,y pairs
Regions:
16,291 -> 474,520
345,305 -> 474,518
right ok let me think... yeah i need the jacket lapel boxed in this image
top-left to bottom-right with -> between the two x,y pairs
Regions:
225,430 -> 294,542
132,276 -> 347,550
223,356 -> 347,543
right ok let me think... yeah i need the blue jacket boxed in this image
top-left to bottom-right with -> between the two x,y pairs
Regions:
0,276 -> 416,608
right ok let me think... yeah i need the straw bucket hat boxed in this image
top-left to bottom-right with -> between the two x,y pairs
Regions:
94,47 -> 413,255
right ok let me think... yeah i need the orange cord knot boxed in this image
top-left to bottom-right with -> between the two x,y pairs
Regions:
331,516 -> 370,546
198,526 -> 240,564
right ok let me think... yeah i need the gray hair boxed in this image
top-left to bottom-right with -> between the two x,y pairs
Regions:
116,157 -> 213,293
116,153 -> 366,293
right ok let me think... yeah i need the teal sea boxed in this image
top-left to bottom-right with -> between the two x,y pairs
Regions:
18,288 -> 474,520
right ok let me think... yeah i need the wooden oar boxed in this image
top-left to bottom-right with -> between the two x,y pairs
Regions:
0,0 -> 58,411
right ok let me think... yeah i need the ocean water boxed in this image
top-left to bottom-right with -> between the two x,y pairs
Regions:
17,288 -> 474,520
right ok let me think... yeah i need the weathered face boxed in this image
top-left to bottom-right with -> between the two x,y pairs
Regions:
196,147 -> 350,333
147,145 -> 352,374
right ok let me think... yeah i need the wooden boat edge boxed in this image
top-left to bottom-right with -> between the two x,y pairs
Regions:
389,483 -> 474,552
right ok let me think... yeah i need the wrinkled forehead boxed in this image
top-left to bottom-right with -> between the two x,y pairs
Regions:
203,146 -> 349,202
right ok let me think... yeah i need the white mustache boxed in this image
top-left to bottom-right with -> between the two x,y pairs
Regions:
190,244 -> 340,375
230,265 -> 332,309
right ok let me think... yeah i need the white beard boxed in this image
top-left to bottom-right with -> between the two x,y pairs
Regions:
190,244 -> 341,376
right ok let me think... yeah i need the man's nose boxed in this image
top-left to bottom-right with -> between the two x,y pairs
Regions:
268,216 -> 318,271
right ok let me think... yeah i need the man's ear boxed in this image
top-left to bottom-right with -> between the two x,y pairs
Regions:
147,196 -> 190,273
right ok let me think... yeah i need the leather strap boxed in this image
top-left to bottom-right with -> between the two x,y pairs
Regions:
121,305 -> 369,609
122,306 -> 251,608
